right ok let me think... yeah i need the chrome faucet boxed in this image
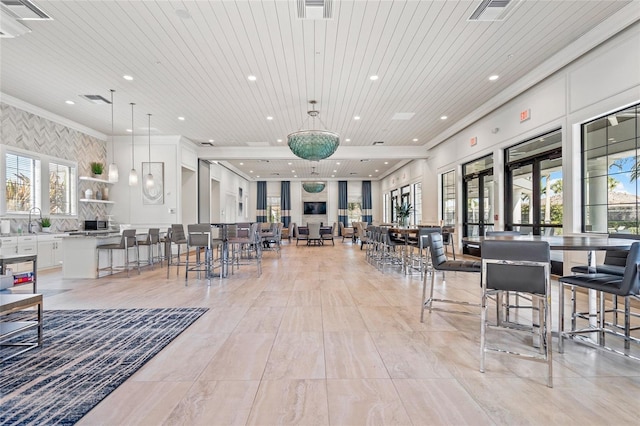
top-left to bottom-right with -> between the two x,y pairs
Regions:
28,207 -> 42,234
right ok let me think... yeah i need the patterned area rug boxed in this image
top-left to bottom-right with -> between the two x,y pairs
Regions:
0,307 -> 208,425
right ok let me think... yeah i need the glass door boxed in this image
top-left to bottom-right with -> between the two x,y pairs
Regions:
505,130 -> 562,236
463,155 -> 494,242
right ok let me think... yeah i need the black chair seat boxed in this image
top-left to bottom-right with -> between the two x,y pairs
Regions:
571,264 -> 625,276
437,260 -> 482,272
559,273 -> 627,295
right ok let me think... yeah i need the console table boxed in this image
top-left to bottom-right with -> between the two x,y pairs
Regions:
0,293 -> 43,361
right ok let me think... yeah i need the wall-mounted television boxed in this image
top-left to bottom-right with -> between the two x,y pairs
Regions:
304,201 -> 327,215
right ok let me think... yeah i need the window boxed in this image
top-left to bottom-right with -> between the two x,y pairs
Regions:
5,152 -> 40,213
412,182 -> 422,225
582,103 -> 640,233
267,196 -> 281,223
49,162 -> 77,215
348,199 -> 362,225
390,189 -> 399,222
441,170 -> 456,226
2,148 -> 77,216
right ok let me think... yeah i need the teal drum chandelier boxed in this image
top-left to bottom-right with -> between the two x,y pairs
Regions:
302,182 -> 326,193
288,100 -> 339,161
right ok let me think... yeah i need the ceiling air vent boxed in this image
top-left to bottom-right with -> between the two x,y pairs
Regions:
1,0 -> 52,20
200,142 -> 214,147
468,0 -> 518,22
297,0 -> 333,20
0,8 -> 29,37
79,95 -> 111,105
372,141 -> 384,145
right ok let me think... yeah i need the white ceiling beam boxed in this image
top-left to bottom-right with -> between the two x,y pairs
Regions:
197,145 -> 427,161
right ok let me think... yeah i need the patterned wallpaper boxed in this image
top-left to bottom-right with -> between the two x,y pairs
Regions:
0,103 -> 107,233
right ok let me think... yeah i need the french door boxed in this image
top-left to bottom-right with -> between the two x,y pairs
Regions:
505,130 -> 563,236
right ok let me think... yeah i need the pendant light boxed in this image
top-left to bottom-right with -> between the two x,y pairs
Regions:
107,89 -> 119,182
145,113 -> 154,189
128,102 -> 138,186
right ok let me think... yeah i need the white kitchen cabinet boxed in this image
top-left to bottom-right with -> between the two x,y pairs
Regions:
1,236 -> 38,272
36,235 -> 65,270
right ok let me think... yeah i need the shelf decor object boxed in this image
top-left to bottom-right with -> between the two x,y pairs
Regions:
288,100 -> 339,161
302,182 -> 326,193
107,89 -> 119,182
90,162 -> 103,178
128,102 -> 138,186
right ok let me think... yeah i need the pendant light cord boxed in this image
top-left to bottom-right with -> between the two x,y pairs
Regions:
130,103 -> 135,164
110,89 -> 115,160
148,113 -> 151,162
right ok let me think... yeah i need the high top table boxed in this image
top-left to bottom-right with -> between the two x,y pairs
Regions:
462,234 -> 635,331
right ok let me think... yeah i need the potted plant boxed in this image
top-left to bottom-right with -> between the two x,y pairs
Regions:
395,202 -> 413,227
40,217 -> 52,233
90,162 -> 104,177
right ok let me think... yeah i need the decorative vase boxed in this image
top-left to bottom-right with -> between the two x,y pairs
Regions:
102,187 -> 109,201
96,190 -> 102,200
84,188 -> 93,199
399,216 -> 408,228
42,226 -> 51,233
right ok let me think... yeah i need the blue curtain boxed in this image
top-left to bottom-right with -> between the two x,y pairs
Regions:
362,180 -> 372,224
338,180 -> 348,227
280,181 -> 291,227
256,181 -> 267,222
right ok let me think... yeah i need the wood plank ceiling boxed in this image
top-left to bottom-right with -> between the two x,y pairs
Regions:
0,0 -> 635,180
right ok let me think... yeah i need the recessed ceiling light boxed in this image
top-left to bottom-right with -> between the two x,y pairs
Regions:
288,162 -> 292,165
336,162 -> 341,165
277,139 -> 282,142
256,175 -> 260,178
126,129 -> 132,133
370,75 -> 378,81
178,116 -> 185,121
123,75 -> 133,81
291,170 -> 295,173
208,139 -> 214,142
249,170 -> 253,173
331,175 -> 335,178
413,138 -> 418,142
333,170 -> 337,173
267,116 -> 273,120
375,169 -> 379,172
65,100 -> 75,105
175,9 -> 191,19
489,75 -> 499,81
345,139 -> 351,142
440,115 -> 448,120
294,175 -> 298,178
239,162 -> 244,165
384,161 -> 389,165
369,174 -> 372,177
248,75 -> 257,81
354,116 -> 360,120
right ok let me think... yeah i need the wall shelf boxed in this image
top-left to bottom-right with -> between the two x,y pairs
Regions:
79,176 -> 114,184
80,199 -> 115,204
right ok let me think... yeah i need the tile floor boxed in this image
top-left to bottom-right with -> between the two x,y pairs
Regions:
22,241 -> 640,425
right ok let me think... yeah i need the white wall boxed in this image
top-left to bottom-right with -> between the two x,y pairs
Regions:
110,135 -> 181,227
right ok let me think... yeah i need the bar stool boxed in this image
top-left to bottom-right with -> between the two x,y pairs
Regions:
96,229 -> 140,278
137,228 -> 162,269
228,222 -> 262,276
166,224 -> 187,277
185,224 -> 223,284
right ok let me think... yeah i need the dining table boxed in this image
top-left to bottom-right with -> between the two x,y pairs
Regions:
462,234 -> 635,333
